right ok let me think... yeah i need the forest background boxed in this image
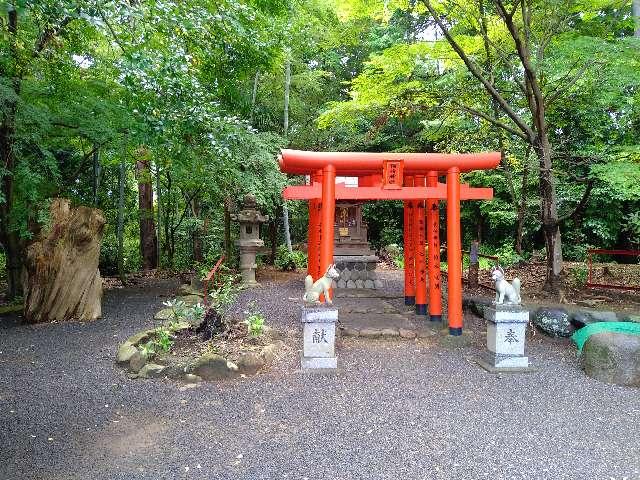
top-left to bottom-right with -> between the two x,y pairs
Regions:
1,0 -> 639,299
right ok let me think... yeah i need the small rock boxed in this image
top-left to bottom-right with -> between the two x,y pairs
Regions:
337,279 -> 347,289
570,311 -> 591,329
128,351 -> 147,373
182,374 -> 202,384
585,310 -> 618,323
189,354 -> 239,381
126,330 -> 153,346
417,328 -> 437,338
533,308 -> 574,337
261,341 -> 282,364
619,313 -> 640,323
399,328 -> 417,339
349,270 -> 360,281
236,352 -> 265,374
364,279 -> 375,289
340,327 -> 360,337
340,269 -> 351,282
346,280 -> 357,289
116,343 -> 137,364
468,298 -> 492,317
355,279 -> 365,289
138,363 -> 166,379
380,328 -> 399,337
178,284 -> 204,297
360,328 -> 381,338
367,271 -> 377,280
373,279 -> 384,289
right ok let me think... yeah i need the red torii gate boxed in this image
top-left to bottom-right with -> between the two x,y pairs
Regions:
279,149 -> 500,336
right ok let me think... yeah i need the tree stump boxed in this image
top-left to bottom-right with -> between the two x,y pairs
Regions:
23,199 -> 105,323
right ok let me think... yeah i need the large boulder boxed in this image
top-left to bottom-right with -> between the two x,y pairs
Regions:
581,332 -> 640,387
533,308 -> 574,337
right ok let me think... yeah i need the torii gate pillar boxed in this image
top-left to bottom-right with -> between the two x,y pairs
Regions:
320,164 -> 336,300
446,167 -> 463,335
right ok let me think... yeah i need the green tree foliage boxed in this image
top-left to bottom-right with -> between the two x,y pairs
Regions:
320,0 -> 640,278
1,0 -> 638,296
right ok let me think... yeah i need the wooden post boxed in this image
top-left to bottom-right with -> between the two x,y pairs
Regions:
469,240 -> 479,289
426,171 -> 442,322
446,167 -> 463,336
414,174 -> 427,316
403,175 -> 415,305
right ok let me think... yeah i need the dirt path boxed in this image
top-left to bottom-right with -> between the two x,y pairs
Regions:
1,272 -> 639,480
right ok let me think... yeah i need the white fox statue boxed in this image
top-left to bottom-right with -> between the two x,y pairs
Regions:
303,264 -> 340,305
491,266 -> 521,305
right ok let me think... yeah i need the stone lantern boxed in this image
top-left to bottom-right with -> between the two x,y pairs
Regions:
232,194 -> 268,287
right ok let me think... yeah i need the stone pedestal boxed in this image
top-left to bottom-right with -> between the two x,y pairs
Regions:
477,305 -> 533,373
238,244 -> 261,286
301,306 -> 338,369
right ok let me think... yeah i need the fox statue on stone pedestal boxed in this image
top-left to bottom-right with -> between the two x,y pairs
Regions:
491,265 -> 521,305
303,264 -> 340,305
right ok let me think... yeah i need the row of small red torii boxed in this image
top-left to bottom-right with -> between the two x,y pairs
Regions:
279,149 -> 500,336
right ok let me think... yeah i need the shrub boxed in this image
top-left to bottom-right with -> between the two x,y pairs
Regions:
494,243 -> 525,266
568,265 -> 588,286
275,245 -> 307,271
244,301 -> 266,337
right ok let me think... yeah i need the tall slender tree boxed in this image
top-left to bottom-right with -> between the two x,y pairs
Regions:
422,0 -> 603,292
135,148 -> 158,270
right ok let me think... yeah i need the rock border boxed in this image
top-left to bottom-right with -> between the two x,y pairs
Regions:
338,323 -> 439,340
116,284 -> 284,383
116,325 -> 284,382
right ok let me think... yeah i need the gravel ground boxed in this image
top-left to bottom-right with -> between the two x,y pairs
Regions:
1,271 -> 640,480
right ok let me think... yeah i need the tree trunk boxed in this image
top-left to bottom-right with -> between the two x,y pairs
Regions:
156,164 -> 162,267
0,115 -> 22,298
534,135 -> 563,292
284,50 -> 291,137
224,196 -> 232,261
269,213 -> 278,265
191,196 -> 203,263
283,201 -> 292,252
135,150 -> 158,270
634,0 -> 640,37
117,158 -> 126,284
250,71 -> 259,124
0,8 -> 22,299
164,171 -> 173,267
515,147 -> 531,254
23,199 -> 105,323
